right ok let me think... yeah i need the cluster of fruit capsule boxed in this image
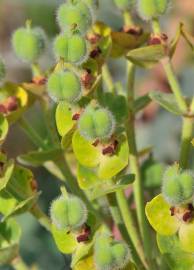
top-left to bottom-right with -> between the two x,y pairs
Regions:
47,0 -> 116,143
162,165 -> 194,222
113,0 -> 169,19
50,192 -> 131,270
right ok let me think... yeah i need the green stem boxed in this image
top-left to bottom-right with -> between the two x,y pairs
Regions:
107,193 -> 145,269
152,18 -> 161,35
126,62 -> 153,268
179,117 -> 194,169
191,97 -> 194,113
123,11 -> 134,27
116,190 -> 148,269
30,204 -> 51,231
12,257 -> 29,270
102,64 -> 115,93
151,18 -> 188,113
161,58 -> 188,112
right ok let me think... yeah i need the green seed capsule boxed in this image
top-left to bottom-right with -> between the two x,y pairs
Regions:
50,195 -> 87,230
113,0 -> 132,10
162,166 -> 194,205
94,235 -> 130,270
54,33 -> 89,64
47,69 -> 82,103
12,26 -> 45,63
137,0 -> 169,20
78,105 -> 115,141
0,58 -> 6,82
57,2 -> 93,34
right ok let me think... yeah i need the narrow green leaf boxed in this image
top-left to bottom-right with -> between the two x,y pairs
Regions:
133,95 -> 151,113
149,91 -> 183,115
126,45 -> 165,68
18,148 -> 62,167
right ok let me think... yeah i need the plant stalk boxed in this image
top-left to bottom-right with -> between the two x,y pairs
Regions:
31,204 -> 51,231
179,116 -> 194,169
126,62 -> 154,268
102,64 -> 115,93
115,190 -> 148,269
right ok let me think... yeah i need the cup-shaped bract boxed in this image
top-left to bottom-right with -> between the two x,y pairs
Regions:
113,0 -> 133,10
57,1 -> 93,35
137,0 -> 170,20
78,105 -> 115,141
50,195 -> 87,231
162,166 -> 194,205
47,69 -> 82,103
54,33 -> 89,65
94,235 -> 130,270
0,58 -> 6,82
12,26 -> 45,63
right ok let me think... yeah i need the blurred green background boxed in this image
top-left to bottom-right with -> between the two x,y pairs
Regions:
0,0 -> 194,269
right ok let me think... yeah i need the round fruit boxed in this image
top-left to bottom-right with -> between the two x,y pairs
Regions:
137,0 -> 169,20
162,166 -> 194,205
94,235 -> 130,270
57,2 -> 93,34
54,33 -> 89,64
47,69 -> 82,103
50,195 -> 87,231
12,25 -> 45,63
113,0 -> 132,10
78,105 -> 115,141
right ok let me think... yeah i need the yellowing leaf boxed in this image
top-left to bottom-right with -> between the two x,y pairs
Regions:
73,255 -> 96,270
179,221 -> 194,253
98,135 -> 129,179
72,131 -> 101,168
146,194 -> 180,235
56,102 -> 75,137
51,224 -> 78,254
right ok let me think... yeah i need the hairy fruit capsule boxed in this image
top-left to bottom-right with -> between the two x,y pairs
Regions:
162,165 -> 194,205
57,2 -> 93,34
50,195 -> 87,231
137,0 -> 170,20
54,33 -> 89,64
47,69 -> 82,103
12,25 -> 45,63
94,235 -> 130,270
113,0 -> 133,10
78,105 -> 115,141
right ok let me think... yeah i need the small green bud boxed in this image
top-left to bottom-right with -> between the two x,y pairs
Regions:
47,69 -> 82,103
54,33 -> 89,65
12,23 -> 45,63
113,0 -> 132,10
0,58 -> 6,82
94,235 -> 130,270
50,195 -> 87,231
78,105 -> 115,141
57,2 -> 93,35
162,165 -> 194,205
137,0 -> 170,20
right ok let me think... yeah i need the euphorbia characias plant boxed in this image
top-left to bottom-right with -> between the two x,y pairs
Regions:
0,0 -> 194,269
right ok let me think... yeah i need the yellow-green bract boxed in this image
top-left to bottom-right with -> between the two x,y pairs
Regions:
94,234 -> 131,270
53,33 -> 89,65
50,195 -> 87,231
137,0 -> 170,20
47,69 -> 82,103
12,26 -> 45,63
57,1 -> 93,34
78,105 -> 116,141
162,165 -> 194,205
